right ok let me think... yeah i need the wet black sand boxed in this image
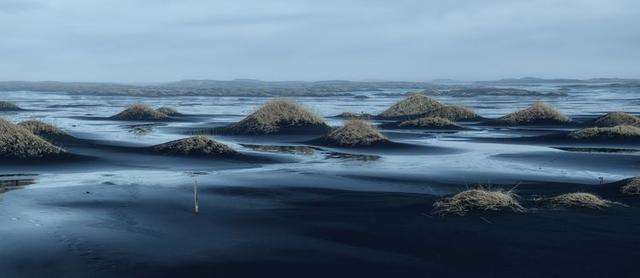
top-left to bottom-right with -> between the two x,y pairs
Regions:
3,94 -> 640,278
2,173 -> 640,278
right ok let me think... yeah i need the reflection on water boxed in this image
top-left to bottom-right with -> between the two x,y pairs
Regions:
324,152 -> 381,161
241,144 -> 316,155
0,174 -> 37,194
123,123 -> 166,136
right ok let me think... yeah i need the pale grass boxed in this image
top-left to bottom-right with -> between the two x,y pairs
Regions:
498,102 -> 571,125
231,99 -> 327,134
0,118 -> 65,159
153,136 -> 236,156
379,94 -> 444,118
327,119 -> 387,146
432,187 -> 524,216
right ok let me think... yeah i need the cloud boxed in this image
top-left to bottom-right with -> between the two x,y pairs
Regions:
0,0 -> 638,81
0,0 -> 39,13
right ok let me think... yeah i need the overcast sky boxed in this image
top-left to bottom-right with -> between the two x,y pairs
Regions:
0,0 -> 638,82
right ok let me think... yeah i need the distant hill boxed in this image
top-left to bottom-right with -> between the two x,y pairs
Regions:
1,78 -> 636,97
477,77 -> 640,85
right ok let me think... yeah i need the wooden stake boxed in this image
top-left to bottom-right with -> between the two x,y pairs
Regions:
193,179 -> 199,214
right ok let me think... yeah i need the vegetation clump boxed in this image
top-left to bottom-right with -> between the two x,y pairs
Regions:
156,106 -> 180,116
110,104 -> 170,121
619,177 -> 640,196
547,192 -> 612,209
0,101 -> 21,111
398,117 -> 460,129
590,112 -> 640,127
497,102 -> 571,125
18,120 -> 73,144
432,187 -> 524,216
153,136 -> 236,156
568,125 -> 640,140
418,105 -> 481,121
326,120 -> 388,146
0,118 -> 66,160
226,100 -> 329,134
378,94 -> 444,119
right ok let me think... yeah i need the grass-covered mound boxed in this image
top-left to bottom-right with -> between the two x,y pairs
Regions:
153,136 -> 236,157
325,120 -> 388,146
110,104 -> 170,121
417,105 -> 481,121
398,117 -> 460,129
619,177 -> 640,196
378,94 -> 444,119
568,125 -> 640,140
0,101 -> 21,111
590,112 -> 640,127
18,120 -> 74,144
156,106 -> 180,116
224,100 -> 329,135
0,118 -> 66,160
547,192 -> 612,209
432,187 -> 524,216
496,102 -> 571,125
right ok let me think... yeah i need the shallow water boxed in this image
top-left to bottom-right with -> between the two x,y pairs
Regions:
1,84 -> 640,277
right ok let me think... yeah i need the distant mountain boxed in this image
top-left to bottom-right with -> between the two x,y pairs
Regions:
0,79 -> 439,97
477,77 -> 640,85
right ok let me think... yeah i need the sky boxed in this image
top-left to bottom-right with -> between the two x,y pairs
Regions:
0,0 -> 638,82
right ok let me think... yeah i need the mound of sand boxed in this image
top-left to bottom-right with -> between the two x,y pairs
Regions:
547,192 -> 611,209
398,117 -> 460,129
590,112 -> 640,127
18,120 -> 73,144
418,105 -> 481,121
326,120 -> 388,146
379,94 -> 444,119
568,125 -> 640,140
0,101 -> 21,111
110,104 -> 170,121
497,102 -> 571,125
153,136 -> 236,156
0,118 -> 66,160
157,106 -> 180,116
226,100 -> 329,134
619,177 -> 640,196
432,188 -> 524,216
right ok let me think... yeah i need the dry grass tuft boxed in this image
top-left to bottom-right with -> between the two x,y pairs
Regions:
18,120 -> 68,138
156,106 -> 180,116
432,187 -> 524,216
153,136 -> 236,156
399,116 -> 459,129
497,102 -> 571,125
379,94 -> 444,118
110,104 -> 170,121
0,101 -> 20,111
327,119 -> 387,146
590,112 -> 640,127
568,125 -> 640,140
620,177 -> 640,196
0,118 -> 66,159
547,192 -> 611,209
419,105 -> 481,121
18,120 -> 73,142
229,99 -> 328,134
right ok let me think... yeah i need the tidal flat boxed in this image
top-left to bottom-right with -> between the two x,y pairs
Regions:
1,82 -> 640,278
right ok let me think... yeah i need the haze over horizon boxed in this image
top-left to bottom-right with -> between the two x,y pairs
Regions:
1,0 -> 638,83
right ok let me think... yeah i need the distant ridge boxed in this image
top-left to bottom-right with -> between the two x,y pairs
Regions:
0,78 -> 637,97
477,77 -> 640,84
